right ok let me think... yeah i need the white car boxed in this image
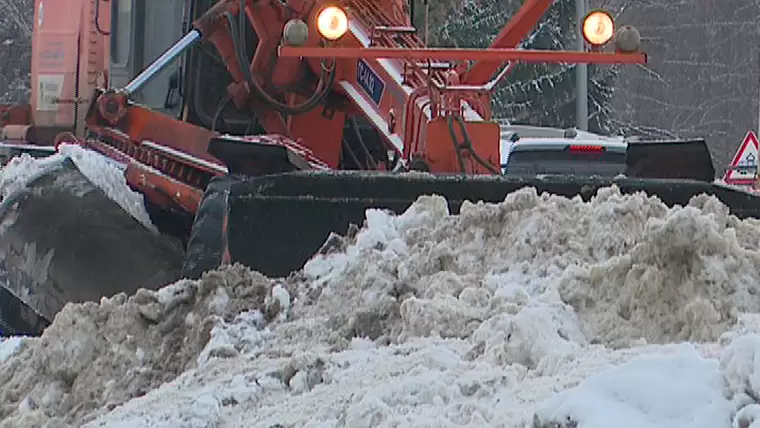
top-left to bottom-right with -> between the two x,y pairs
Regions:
500,125 -> 627,177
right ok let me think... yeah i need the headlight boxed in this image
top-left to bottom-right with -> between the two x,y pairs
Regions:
614,25 -> 642,53
283,19 -> 309,46
316,6 -> 348,41
582,9 -> 614,46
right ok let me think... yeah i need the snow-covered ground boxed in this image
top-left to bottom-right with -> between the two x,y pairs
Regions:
3,154 -> 760,426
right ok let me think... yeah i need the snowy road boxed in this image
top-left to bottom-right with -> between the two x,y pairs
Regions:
3,151 -> 760,426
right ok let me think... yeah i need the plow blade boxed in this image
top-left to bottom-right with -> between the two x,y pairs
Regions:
187,171 -> 760,280
0,157 -> 185,335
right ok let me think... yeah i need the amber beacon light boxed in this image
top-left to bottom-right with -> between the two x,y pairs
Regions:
316,6 -> 349,41
582,9 -> 615,46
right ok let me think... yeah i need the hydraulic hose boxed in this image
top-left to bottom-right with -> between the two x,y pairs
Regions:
226,2 -> 336,115
447,114 -> 501,175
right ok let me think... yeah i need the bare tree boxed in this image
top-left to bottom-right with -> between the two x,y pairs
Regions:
0,0 -> 33,104
0,0 -> 32,39
596,0 -> 760,172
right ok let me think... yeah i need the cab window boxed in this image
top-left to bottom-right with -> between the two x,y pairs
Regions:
110,0 -> 132,65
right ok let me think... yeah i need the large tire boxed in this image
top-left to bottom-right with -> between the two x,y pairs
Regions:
180,176 -> 234,279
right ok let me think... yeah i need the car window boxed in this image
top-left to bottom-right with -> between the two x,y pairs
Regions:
503,149 -> 626,177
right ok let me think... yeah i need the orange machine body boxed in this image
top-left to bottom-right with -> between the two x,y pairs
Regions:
1,0 -> 110,143
77,0 -> 645,214
193,0 -> 504,174
190,0 -> 643,175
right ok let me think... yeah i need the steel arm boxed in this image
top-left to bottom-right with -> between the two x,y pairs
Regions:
169,0 -> 429,168
88,0 -> 297,148
459,0 -> 554,85
186,0 -> 346,165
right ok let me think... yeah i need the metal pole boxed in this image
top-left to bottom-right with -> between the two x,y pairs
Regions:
424,0 -> 429,44
575,0 -> 588,130
124,30 -> 202,94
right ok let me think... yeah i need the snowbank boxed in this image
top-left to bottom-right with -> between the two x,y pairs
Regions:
534,344 -> 733,428
3,185 -> 760,427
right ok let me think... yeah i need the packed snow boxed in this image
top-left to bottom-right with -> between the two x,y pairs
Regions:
0,336 -> 23,363
0,144 -> 156,232
3,184 -> 760,427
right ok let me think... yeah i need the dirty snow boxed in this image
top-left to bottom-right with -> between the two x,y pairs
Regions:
0,144 -> 156,231
4,186 -> 760,427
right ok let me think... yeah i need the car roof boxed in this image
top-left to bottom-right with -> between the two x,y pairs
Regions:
498,125 -> 628,167
499,124 -> 624,140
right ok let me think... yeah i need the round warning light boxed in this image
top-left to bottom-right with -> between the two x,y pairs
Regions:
283,19 -> 309,46
316,6 -> 349,41
614,25 -> 642,53
582,9 -> 615,46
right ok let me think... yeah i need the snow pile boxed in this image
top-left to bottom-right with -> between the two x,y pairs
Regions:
0,266 -> 281,426
0,152 -> 60,199
0,336 -> 23,363
0,144 -> 156,231
301,187 -> 760,349
533,344 -> 733,428
3,186 -> 760,427
532,332 -> 760,428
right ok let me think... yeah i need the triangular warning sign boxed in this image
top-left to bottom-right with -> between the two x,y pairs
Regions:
724,131 -> 759,185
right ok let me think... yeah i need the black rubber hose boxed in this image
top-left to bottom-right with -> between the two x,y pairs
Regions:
190,47 -> 251,130
447,114 -> 501,175
225,6 -> 335,115
211,93 -> 233,132
349,116 -> 378,169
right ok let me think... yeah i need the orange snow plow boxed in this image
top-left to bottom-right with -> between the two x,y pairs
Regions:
4,0 -> 760,336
